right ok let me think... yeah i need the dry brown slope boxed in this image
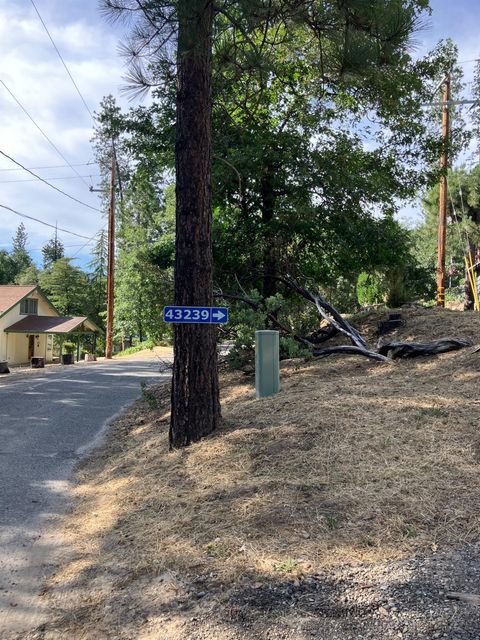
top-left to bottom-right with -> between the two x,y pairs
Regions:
33,307 -> 480,639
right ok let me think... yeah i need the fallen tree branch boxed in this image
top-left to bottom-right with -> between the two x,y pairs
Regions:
278,276 -> 369,350
218,279 -> 385,363
217,278 -> 472,366
378,339 -> 472,359
305,326 -> 339,344
312,345 -> 390,362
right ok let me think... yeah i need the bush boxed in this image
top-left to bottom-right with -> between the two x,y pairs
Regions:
116,339 -> 157,357
63,341 -> 76,354
279,336 -> 311,360
224,291 -> 311,370
356,272 -> 385,306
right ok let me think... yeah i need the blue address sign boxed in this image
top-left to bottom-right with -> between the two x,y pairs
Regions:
163,306 -> 229,324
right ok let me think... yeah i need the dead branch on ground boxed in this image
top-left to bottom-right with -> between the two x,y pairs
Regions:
379,339 -> 472,359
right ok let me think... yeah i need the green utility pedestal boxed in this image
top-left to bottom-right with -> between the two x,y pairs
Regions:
255,330 -> 280,399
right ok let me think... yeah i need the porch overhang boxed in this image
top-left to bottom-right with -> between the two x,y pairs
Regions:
4,315 -> 102,335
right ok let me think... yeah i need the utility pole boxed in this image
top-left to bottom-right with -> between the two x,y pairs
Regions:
105,143 -> 116,359
436,75 -> 450,308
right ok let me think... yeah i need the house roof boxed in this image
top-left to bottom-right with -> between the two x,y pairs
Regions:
0,285 -> 37,317
4,315 -> 101,334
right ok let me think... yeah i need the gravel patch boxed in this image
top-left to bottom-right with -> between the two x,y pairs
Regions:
170,545 -> 480,640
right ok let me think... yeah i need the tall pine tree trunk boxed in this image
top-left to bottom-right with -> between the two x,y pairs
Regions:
170,0 -> 220,448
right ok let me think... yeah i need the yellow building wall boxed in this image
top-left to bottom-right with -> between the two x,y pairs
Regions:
0,290 -> 58,365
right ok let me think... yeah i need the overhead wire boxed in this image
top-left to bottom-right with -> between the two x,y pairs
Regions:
29,1 -> 120,251
0,162 -> 95,172
0,203 -> 95,239
28,243 -> 95,251
0,149 -> 101,212
0,175 -> 101,184
29,0 -> 108,194
2,6 -> 116,261
0,78 -> 92,189
29,1 -> 124,222
70,227 -> 107,259
30,0 -> 94,120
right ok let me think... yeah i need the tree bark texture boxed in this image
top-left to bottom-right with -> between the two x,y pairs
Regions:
170,0 -> 220,448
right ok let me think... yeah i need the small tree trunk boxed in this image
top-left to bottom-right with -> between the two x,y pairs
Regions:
170,0 -> 220,448
464,241 -> 476,310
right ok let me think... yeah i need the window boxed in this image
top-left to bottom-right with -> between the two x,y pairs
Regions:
20,298 -> 38,315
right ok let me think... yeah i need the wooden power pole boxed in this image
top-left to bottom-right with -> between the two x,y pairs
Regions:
436,75 -> 450,307
105,144 -> 116,359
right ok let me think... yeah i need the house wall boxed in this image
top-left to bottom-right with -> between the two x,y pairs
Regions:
0,291 -> 58,365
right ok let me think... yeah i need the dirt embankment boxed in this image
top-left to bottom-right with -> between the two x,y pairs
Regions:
26,307 -> 480,639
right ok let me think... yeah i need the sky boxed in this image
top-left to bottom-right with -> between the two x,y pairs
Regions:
0,0 -> 127,268
0,0 -> 479,268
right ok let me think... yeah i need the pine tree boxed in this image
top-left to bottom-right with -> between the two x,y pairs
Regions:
11,223 -> 32,276
0,250 -> 16,284
40,258 -> 89,316
101,0 -> 450,447
15,264 -> 41,286
42,231 -> 64,268
87,230 -> 108,328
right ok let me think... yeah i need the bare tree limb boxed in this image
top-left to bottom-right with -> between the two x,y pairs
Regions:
379,339 -> 472,359
278,275 -> 369,350
312,345 -> 390,362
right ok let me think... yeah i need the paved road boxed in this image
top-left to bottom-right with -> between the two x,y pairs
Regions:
0,358 -> 170,637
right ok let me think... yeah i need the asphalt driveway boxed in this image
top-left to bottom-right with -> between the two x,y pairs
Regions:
0,357 -> 170,637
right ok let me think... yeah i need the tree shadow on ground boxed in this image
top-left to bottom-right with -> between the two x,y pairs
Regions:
26,347 -> 480,639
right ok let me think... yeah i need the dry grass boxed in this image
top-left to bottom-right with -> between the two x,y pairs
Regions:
38,307 -> 480,639
113,345 -> 173,360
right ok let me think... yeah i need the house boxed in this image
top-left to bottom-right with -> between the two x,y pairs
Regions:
0,285 -> 101,365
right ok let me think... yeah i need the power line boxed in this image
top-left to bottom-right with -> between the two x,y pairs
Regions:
0,78 -> 91,188
27,242 -> 96,251
71,227 -> 106,258
0,174 -> 100,184
0,149 -> 101,212
0,162 -> 95,172
0,203 -> 94,239
30,0 -> 94,120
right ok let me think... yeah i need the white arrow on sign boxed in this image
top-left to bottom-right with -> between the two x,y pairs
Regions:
212,310 -> 226,321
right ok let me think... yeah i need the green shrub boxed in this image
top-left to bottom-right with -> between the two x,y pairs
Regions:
63,341 -> 76,354
356,272 -> 385,306
280,336 -> 311,360
225,291 -> 311,370
116,339 -> 157,357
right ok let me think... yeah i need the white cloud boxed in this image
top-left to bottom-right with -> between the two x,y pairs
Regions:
0,0 -> 131,265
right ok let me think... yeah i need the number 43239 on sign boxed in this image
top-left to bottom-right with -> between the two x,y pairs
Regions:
163,306 -> 229,324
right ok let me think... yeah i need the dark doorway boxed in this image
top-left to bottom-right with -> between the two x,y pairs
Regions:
28,335 -> 34,360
